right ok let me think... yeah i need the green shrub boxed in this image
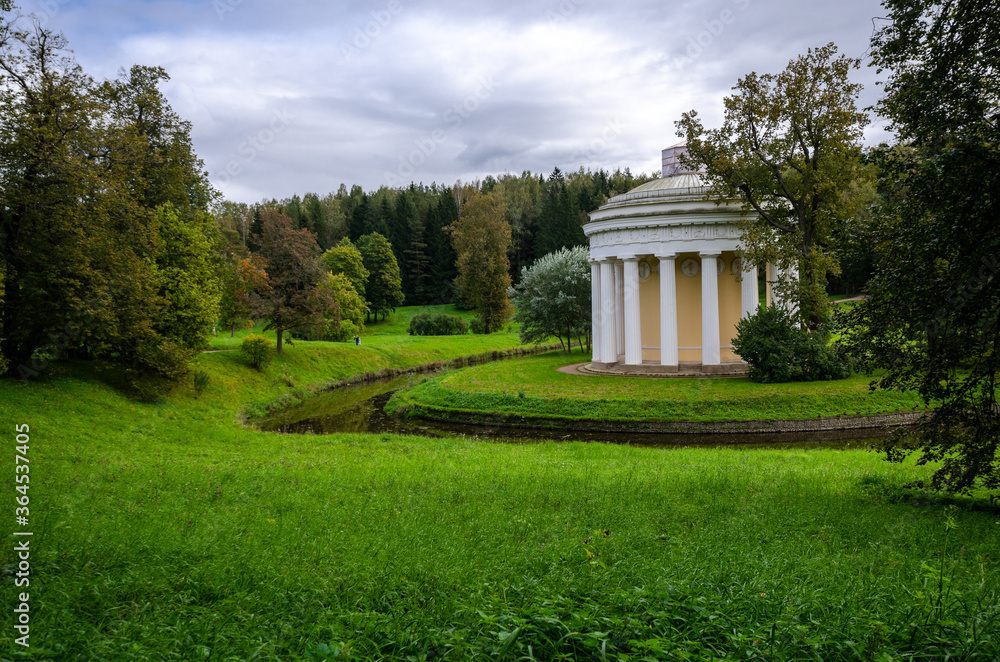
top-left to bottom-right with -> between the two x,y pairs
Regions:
469,318 -> 486,335
408,313 -> 469,336
733,304 -> 849,383
240,334 -> 274,371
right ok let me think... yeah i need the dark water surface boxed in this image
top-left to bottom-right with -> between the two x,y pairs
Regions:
259,373 -> 889,450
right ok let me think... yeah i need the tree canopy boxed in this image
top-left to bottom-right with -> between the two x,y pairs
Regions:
676,43 -> 870,328
839,0 -> 1000,497
321,237 -> 369,299
510,246 -> 591,353
356,232 -> 404,321
449,192 -> 513,334
0,16 -> 218,395
251,211 -> 333,354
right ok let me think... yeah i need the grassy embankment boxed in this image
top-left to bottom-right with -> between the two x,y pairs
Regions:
387,351 -> 925,428
2,305 -> 998,660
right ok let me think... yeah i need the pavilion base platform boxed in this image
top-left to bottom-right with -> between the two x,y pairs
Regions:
582,360 -> 747,378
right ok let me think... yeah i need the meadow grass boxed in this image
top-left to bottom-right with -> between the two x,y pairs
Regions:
388,351 -> 924,426
207,305 -> 502,352
2,306 -> 998,660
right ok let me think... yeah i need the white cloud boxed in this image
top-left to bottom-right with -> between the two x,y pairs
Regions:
32,0 -> 891,201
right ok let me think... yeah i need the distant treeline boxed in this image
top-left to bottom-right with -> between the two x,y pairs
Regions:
213,167 -> 657,306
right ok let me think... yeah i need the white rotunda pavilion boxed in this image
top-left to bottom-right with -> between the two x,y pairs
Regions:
585,144 -> 790,375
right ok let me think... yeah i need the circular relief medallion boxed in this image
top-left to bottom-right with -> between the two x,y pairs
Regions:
638,260 -> 651,280
717,259 -> 726,275
731,256 -> 743,275
680,258 -> 700,278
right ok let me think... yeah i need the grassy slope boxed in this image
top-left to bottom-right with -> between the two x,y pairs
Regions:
388,351 -> 924,425
1,308 -> 998,660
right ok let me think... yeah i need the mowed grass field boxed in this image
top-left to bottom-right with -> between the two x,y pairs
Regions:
2,306 -> 998,661
387,351 -> 924,425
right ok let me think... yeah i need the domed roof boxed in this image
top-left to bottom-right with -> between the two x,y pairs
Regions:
598,172 -> 710,210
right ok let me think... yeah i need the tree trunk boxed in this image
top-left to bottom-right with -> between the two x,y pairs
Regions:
231,323 -> 236,338
276,328 -> 284,354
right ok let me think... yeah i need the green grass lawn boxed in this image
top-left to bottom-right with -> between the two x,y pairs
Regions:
388,351 -> 924,426
2,305 -> 998,660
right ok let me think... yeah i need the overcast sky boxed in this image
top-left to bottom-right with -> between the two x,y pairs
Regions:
28,0 -> 892,202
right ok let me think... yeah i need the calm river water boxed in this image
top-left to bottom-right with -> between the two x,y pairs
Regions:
259,373 -> 888,449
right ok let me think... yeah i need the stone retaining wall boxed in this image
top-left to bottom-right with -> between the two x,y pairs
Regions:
411,408 -> 922,435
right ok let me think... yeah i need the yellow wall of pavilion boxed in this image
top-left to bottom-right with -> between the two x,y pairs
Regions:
717,251 -> 741,362
636,252 -> 742,364
639,267 -> 661,362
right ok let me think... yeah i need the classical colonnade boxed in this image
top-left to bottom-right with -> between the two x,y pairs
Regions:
589,253 -> 761,367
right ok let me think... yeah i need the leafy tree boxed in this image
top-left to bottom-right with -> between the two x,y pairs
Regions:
218,245 -> 270,338
321,237 -> 369,299
152,204 -> 221,351
98,64 -> 213,211
325,273 -> 366,330
356,232 -> 403,321
676,43 -> 870,328
839,0 -> 1000,497
312,273 -> 366,341
511,246 -> 591,353
251,211 -> 333,353
0,16 -> 113,371
449,192 -> 513,334
0,17 -> 217,393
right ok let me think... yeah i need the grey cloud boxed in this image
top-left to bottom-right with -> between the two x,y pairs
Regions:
27,0 -> 890,201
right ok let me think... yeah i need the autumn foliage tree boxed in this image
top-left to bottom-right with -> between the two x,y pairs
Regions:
251,211 -> 334,354
219,249 -> 270,338
449,192 -> 513,334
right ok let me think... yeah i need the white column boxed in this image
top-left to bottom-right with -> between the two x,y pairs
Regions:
590,259 -> 602,362
615,260 -> 625,359
700,252 -> 721,365
658,254 -> 678,366
740,258 -> 758,319
599,259 -> 616,363
622,257 -> 642,365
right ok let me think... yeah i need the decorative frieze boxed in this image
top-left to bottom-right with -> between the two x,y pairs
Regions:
589,222 -> 741,249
